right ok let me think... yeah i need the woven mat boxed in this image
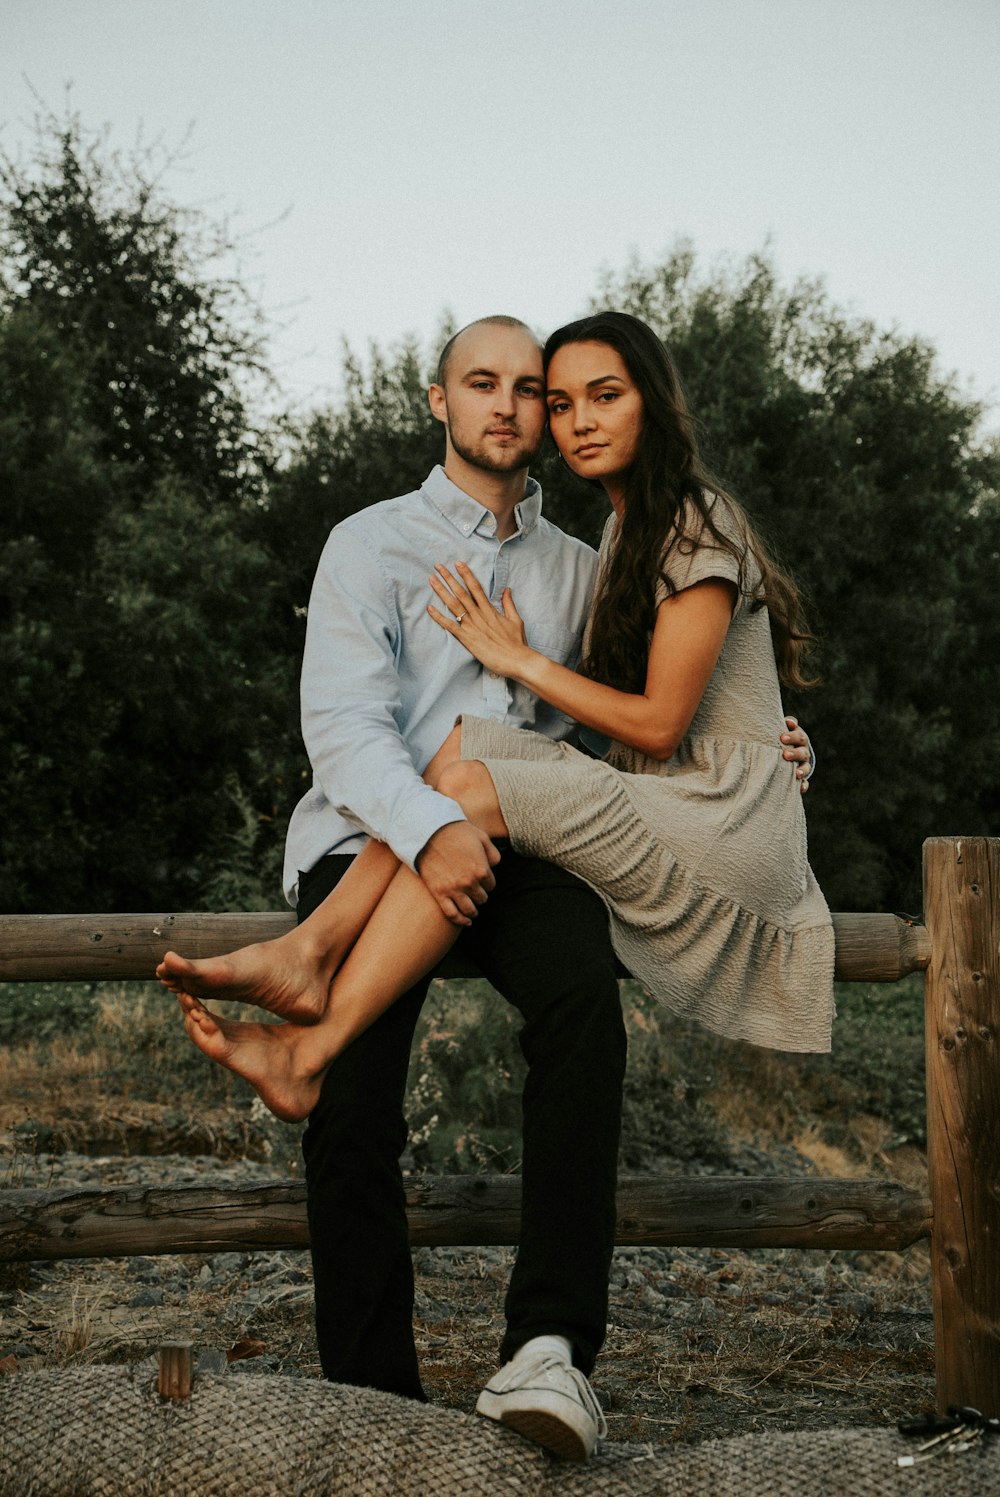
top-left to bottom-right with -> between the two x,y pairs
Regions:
0,1367 -> 995,1496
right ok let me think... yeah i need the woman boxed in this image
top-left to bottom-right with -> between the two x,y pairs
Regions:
159,312 -> 833,1121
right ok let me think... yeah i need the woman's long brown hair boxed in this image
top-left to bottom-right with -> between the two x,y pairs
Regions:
542,312 -> 815,695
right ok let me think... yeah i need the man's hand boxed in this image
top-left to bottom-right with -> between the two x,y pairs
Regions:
417,821 -> 501,926
781,716 -> 814,794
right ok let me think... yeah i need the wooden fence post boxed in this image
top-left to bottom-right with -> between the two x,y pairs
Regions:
923,836 -> 1000,1416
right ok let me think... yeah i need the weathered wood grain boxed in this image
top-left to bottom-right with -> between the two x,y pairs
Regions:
923,836 -> 1000,1415
6,838 -> 1000,1417
0,910 -> 930,985
157,1342 -> 193,1400
0,1175 -> 931,1263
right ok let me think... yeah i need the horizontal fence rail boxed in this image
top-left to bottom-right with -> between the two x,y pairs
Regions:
0,909 -> 931,985
0,837 -> 996,1418
0,1177 -> 933,1263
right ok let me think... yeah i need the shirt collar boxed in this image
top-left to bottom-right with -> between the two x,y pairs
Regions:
421,464 -> 542,540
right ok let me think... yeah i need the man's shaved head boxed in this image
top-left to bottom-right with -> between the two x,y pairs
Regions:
435,315 -> 541,387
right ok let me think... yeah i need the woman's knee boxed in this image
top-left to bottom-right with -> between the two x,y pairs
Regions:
423,723 -> 463,788
436,758 -> 487,806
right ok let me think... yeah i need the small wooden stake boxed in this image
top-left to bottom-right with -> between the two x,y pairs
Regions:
158,1342 -> 194,1400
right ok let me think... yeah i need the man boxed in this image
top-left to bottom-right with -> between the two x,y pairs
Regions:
283,315 -> 811,1461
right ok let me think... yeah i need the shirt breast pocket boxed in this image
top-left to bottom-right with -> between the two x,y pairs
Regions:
510,621 -> 581,737
523,620 -> 580,669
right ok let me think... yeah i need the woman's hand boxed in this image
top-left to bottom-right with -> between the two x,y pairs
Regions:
428,562 -> 532,678
781,716 -> 814,795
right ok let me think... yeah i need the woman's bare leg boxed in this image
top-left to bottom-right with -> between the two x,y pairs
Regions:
178,760 -> 508,1120
157,837 -> 400,1023
157,726 -> 467,1021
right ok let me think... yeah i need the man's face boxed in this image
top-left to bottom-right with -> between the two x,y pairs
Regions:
429,323 -> 546,475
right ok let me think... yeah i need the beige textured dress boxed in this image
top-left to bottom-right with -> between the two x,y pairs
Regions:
460,499 -> 835,1053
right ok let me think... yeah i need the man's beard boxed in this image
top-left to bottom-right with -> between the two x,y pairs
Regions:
448,423 -> 540,474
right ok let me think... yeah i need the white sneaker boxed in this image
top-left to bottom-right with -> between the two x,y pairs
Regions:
475,1354 -> 607,1461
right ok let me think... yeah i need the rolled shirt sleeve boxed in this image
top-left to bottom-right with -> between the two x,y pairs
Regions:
300,526 -> 466,871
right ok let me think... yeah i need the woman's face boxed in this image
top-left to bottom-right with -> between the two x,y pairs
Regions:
545,341 -> 644,492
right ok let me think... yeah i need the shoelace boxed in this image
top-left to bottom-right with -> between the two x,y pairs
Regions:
505,1356 -> 608,1439
561,1363 -> 609,1439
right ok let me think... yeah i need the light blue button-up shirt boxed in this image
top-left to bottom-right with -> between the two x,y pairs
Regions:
282,465 -> 600,903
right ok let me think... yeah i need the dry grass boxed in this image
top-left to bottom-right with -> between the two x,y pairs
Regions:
0,973 -> 935,1442
0,1237 -> 934,1444
408,1244 -> 933,1443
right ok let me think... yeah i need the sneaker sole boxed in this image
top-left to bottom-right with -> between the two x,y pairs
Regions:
500,1407 -> 590,1461
473,1395 -> 589,1467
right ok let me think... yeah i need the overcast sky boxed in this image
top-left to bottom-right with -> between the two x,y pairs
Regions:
4,0 -> 998,429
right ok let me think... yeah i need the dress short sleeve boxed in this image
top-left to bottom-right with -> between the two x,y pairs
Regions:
654,495 -> 757,610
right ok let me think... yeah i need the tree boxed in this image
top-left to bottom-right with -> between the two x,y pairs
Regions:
4,112 -> 994,924
259,337 -> 442,628
0,110 -> 270,508
0,112 -> 287,911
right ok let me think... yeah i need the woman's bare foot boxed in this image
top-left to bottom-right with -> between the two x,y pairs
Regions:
177,993 -> 326,1123
157,931 -> 337,1024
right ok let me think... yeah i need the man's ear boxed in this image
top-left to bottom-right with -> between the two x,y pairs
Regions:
428,383 -> 447,425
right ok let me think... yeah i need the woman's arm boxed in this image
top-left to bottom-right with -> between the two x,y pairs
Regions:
429,561 -> 735,761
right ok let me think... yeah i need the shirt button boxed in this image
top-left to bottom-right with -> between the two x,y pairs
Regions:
462,523 -> 471,533
489,671 -> 500,680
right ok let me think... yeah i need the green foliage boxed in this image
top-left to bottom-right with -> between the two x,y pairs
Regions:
616,993 -> 734,1171
1,108 -> 996,921
258,339 -> 442,623
400,977 -> 927,1173
0,982 -> 101,1046
405,980 -> 527,1172
196,780 -> 289,913
0,111 -> 269,505
0,112 -> 292,912
800,977 -> 927,1148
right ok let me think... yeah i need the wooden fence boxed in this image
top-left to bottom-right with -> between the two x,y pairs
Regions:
1,835 -> 997,1416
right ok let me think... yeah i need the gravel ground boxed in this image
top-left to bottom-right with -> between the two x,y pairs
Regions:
1,1150 -> 936,1447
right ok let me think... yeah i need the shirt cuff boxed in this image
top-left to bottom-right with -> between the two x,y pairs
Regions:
391,791 -> 468,873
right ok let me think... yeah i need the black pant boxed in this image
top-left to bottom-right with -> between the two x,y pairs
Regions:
298,849 -> 626,1399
